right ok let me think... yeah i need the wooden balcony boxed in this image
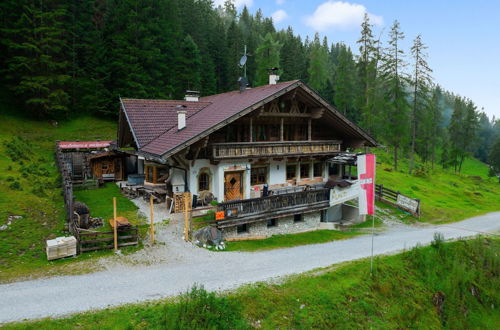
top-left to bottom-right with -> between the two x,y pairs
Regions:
216,187 -> 330,228
212,140 -> 341,160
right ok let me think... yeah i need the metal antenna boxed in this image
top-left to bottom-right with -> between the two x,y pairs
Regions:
239,45 -> 250,78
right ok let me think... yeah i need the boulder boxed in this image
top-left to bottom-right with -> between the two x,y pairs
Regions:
193,226 -> 224,250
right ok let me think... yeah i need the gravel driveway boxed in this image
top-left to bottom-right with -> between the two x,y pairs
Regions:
0,212 -> 499,324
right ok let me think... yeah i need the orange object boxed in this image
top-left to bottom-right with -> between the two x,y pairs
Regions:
215,211 -> 225,220
109,216 -> 131,228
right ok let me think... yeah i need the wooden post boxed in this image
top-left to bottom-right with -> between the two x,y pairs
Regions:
249,118 -> 253,142
150,195 -> 155,244
308,118 -> 312,141
184,193 -> 190,241
280,118 -> 284,141
113,197 -> 118,251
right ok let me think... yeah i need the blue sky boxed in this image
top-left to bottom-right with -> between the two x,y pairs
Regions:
218,0 -> 500,119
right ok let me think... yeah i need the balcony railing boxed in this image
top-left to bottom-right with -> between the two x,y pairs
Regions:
212,140 -> 341,159
216,187 -> 330,228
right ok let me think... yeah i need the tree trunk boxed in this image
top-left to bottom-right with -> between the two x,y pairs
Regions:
394,146 -> 398,171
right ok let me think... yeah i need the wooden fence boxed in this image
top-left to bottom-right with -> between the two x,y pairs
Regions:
375,184 -> 421,217
77,227 -> 139,252
56,142 -> 139,253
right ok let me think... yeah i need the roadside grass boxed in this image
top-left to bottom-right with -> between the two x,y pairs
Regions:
375,148 -> 500,223
0,112 -> 117,283
6,236 -> 498,329
224,230 -> 362,252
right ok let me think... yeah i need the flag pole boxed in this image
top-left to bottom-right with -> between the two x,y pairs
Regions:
370,213 -> 375,276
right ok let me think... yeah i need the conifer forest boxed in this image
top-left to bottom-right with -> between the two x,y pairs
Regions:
1,0 -> 499,173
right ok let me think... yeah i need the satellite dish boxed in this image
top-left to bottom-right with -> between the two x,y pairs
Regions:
239,55 -> 247,67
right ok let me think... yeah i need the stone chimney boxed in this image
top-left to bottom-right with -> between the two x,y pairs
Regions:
177,111 -> 186,130
184,90 -> 200,102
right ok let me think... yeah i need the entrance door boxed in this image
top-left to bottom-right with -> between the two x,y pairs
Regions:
224,171 -> 243,201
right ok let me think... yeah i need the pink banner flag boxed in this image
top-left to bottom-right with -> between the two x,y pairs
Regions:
357,154 -> 376,215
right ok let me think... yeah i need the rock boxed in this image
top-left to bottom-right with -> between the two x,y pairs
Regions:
193,226 -> 224,249
0,225 -> 8,231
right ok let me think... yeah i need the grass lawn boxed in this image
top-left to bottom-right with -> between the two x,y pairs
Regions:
0,112 -> 118,283
224,229 -> 363,252
74,183 -> 143,231
375,148 -> 500,223
5,236 -> 498,329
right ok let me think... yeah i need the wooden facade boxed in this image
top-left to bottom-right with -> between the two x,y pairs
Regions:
89,152 -> 126,181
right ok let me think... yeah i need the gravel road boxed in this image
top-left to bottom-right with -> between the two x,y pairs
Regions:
0,212 -> 499,324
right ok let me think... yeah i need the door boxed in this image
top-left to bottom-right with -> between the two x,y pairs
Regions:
224,171 -> 243,201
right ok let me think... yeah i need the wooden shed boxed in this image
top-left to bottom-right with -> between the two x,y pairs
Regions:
88,151 -> 126,181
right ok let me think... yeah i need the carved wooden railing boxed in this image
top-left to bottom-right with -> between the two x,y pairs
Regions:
216,188 -> 330,227
212,140 -> 341,159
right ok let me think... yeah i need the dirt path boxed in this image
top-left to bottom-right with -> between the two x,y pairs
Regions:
0,212 -> 499,324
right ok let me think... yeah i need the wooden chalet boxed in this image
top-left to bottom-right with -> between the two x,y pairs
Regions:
118,76 -> 378,239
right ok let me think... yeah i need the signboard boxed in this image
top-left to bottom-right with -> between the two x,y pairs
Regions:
215,211 -> 225,220
358,154 -> 376,215
330,182 -> 360,206
396,195 -> 419,214
58,141 -> 112,149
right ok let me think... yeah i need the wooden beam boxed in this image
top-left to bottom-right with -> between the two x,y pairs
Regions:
280,118 -> 284,141
308,119 -> 312,141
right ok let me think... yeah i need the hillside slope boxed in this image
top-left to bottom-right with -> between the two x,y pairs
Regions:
375,148 -> 500,223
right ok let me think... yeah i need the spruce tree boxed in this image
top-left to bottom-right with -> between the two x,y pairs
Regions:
409,35 -> 433,174
379,20 -> 410,171
255,33 -> 282,86
307,33 -> 330,93
177,35 -> 202,94
2,0 -> 70,118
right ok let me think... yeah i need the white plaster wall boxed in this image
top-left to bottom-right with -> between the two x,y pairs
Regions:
188,159 -> 217,196
268,160 -> 286,185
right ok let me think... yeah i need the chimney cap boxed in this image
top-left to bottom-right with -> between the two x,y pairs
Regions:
184,90 -> 200,102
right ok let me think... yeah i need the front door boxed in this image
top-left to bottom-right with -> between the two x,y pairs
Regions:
224,171 -> 243,201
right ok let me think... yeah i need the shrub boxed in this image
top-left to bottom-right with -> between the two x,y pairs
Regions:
431,232 -> 445,249
9,181 -> 22,191
164,285 -> 247,329
4,137 -> 33,161
210,200 -> 219,206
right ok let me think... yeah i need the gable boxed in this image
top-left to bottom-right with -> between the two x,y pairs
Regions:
122,80 -> 377,158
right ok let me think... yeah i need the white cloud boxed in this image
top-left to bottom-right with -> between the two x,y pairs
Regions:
272,9 -> 288,23
304,1 -> 383,31
276,0 -> 285,5
213,0 -> 253,9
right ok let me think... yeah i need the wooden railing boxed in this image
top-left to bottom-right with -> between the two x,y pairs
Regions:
212,140 -> 341,159
375,184 -> 421,217
216,188 -> 330,227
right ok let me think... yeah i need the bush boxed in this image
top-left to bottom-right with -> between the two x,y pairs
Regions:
4,136 -> 33,161
9,181 -> 22,191
164,285 -> 248,329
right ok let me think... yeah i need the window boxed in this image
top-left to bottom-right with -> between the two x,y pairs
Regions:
199,172 -> 209,191
313,163 -> 323,177
237,224 -> 248,234
329,163 -> 340,176
294,214 -> 303,222
286,164 -> 296,180
300,163 -> 310,179
251,166 -> 267,185
267,218 -> 277,227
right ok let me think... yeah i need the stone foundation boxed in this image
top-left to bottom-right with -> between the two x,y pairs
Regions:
222,211 -> 321,240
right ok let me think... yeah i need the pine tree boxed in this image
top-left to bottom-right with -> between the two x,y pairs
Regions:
488,137 -> 500,183
307,33 -> 330,93
379,20 -> 410,171
356,13 -> 378,134
333,45 -> 358,121
177,35 -> 202,94
254,33 -> 282,86
2,0 -> 70,118
409,35 -> 433,174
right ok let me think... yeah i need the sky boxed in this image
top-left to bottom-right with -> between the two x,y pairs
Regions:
215,0 -> 500,120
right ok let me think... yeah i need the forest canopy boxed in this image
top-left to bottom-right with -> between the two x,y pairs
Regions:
0,0 -> 499,172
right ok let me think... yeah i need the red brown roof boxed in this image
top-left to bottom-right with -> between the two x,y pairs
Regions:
120,80 -> 377,158
120,99 -> 210,148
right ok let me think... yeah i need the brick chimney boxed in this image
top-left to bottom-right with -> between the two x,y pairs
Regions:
184,90 -> 200,102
